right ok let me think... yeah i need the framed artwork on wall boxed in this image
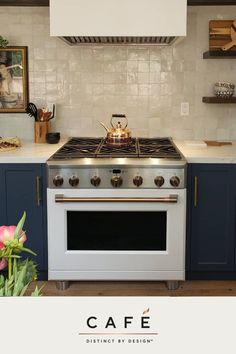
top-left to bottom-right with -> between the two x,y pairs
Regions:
0,46 -> 28,113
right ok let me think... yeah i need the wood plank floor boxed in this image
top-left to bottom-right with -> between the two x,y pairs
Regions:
27,280 -> 236,296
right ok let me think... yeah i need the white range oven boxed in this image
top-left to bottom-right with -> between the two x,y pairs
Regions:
47,137 -> 186,290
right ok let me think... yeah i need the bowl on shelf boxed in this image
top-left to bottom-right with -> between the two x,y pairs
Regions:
213,82 -> 235,98
46,132 -> 60,144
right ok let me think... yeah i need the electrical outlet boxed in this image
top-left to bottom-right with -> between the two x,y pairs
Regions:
181,102 -> 189,116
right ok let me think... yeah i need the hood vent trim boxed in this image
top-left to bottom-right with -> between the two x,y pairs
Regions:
51,0 -> 187,47
62,36 -> 177,46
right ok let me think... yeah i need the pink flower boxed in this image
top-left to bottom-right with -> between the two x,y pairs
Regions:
0,257 -> 7,270
0,241 -> 4,250
0,225 -> 27,245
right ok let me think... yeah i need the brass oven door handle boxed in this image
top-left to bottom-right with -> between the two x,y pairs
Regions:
36,176 -> 41,207
55,195 -> 178,203
194,176 -> 198,207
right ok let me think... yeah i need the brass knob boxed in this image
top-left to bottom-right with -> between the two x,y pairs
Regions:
111,175 -> 123,188
133,176 -> 143,187
69,175 -> 79,187
154,176 -> 165,187
53,175 -> 64,187
91,176 -> 101,187
170,176 -> 180,187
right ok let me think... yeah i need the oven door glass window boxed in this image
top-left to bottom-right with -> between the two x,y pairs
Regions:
67,211 -> 166,251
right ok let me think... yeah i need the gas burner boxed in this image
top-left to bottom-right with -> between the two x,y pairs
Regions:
98,138 -> 137,157
139,145 -> 182,159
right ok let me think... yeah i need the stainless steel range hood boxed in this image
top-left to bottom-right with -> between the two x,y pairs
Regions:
50,0 -> 187,46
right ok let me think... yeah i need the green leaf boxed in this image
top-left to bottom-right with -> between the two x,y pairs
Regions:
17,259 -> 38,283
4,278 -> 8,294
0,258 -> 41,296
12,262 -> 27,295
0,275 -> 4,287
4,277 -> 14,296
31,284 -> 44,296
19,283 -> 30,296
17,260 -> 27,283
20,247 -> 36,256
14,211 -> 26,240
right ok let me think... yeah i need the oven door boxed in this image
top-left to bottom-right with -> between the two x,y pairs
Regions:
47,188 -> 186,281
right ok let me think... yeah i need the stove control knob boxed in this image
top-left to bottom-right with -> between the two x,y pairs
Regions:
69,175 -> 79,187
111,175 -> 123,188
91,176 -> 101,187
133,176 -> 143,187
53,175 -> 64,187
154,176 -> 165,187
170,176 -> 180,187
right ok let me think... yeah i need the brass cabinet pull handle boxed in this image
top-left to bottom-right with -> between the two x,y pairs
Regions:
55,195 -> 178,203
194,176 -> 198,207
36,176 -> 41,207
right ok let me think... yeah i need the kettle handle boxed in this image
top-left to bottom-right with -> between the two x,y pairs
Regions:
111,114 -> 128,129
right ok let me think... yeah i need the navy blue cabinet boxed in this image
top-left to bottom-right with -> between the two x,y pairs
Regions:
188,0 -> 236,4
0,164 -> 47,279
187,164 -> 236,279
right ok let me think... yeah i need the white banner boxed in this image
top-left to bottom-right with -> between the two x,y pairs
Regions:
0,296 -> 235,354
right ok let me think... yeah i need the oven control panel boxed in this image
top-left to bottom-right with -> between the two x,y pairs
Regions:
48,166 -> 186,189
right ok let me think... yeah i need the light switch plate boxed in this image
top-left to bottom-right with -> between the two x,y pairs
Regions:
181,102 -> 189,116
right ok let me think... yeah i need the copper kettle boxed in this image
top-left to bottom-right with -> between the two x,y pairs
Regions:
100,114 -> 132,147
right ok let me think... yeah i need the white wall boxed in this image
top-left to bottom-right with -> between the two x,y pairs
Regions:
0,6 -> 236,141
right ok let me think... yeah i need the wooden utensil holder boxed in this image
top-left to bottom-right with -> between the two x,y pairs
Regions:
34,121 -> 50,143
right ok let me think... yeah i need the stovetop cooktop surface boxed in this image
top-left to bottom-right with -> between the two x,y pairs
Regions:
49,137 -> 183,160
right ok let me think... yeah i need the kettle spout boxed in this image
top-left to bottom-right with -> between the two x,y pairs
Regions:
100,121 -> 109,132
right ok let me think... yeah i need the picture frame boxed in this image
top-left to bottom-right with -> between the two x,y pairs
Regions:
0,46 -> 28,113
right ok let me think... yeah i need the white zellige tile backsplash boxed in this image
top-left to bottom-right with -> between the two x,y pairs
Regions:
0,6 -> 236,140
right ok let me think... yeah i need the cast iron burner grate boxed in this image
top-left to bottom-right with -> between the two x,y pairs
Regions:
51,145 -> 99,159
49,137 -> 182,160
67,137 -> 103,146
138,138 -> 173,146
138,145 -> 182,158
137,138 -> 182,158
51,137 -> 104,159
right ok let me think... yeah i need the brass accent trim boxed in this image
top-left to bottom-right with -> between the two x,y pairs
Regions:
55,195 -> 178,203
36,176 -> 41,207
194,176 -> 198,207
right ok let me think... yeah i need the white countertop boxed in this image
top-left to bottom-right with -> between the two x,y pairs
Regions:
0,140 -> 65,163
175,140 -> 236,163
1,139 -> 236,164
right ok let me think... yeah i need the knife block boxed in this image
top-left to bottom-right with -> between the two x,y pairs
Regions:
34,121 -> 50,144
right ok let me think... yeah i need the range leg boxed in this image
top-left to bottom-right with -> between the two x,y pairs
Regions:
166,281 -> 179,290
56,281 -> 70,290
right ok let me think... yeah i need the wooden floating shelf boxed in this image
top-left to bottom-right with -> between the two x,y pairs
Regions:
0,0 -> 49,5
203,51 -> 236,59
202,96 -> 236,103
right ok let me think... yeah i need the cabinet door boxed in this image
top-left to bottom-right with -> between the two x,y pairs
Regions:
188,164 -> 235,271
0,166 -> 6,226
2,164 -> 47,272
